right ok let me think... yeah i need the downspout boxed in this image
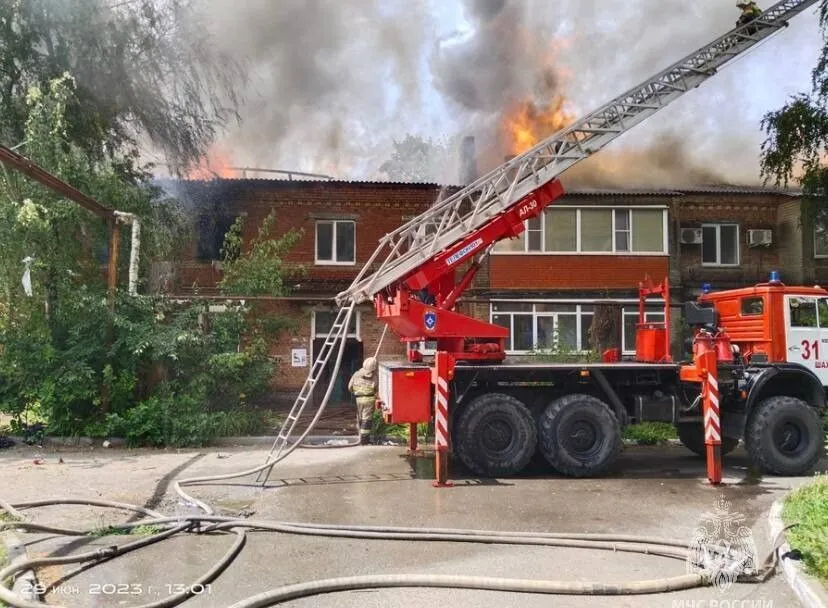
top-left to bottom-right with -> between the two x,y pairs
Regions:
114,211 -> 140,296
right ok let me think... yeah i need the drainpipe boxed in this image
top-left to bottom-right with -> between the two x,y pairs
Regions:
114,211 -> 141,296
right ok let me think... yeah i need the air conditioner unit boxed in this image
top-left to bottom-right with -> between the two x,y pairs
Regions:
748,229 -> 773,247
680,228 -> 703,245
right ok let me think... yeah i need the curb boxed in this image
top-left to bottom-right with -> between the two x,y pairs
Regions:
2,529 -> 38,602
768,498 -> 828,608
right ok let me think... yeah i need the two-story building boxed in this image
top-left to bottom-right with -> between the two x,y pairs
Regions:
164,178 -> 451,406
164,178 -> 806,400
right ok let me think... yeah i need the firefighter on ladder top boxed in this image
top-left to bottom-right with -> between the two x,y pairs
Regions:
736,1 -> 762,31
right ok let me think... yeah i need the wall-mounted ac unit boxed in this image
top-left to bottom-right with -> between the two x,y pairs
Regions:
680,227 -> 703,245
747,229 -> 773,247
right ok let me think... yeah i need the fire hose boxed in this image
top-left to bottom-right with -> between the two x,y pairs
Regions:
0,318 -> 779,607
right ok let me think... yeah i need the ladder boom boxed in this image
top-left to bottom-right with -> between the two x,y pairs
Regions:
337,0 -> 817,306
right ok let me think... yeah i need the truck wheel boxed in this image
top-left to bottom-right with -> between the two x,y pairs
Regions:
676,423 -> 739,457
745,396 -> 824,476
454,393 -> 537,477
539,394 -> 621,477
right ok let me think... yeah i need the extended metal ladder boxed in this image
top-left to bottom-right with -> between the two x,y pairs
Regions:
260,0 -> 816,481
257,301 -> 356,483
336,0 -> 817,306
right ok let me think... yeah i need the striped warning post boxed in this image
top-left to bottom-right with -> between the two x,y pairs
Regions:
435,377 -> 449,450
704,372 -> 721,444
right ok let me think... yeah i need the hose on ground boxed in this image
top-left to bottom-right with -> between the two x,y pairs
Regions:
1,496 -> 780,608
0,301 -> 768,607
226,572 -> 707,608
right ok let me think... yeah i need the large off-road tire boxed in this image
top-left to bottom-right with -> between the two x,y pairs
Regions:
745,396 -> 824,476
539,394 -> 621,477
676,423 -> 739,457
454,393 -> 537,477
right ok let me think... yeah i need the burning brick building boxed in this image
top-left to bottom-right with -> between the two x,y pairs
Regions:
162,177 -> 804,402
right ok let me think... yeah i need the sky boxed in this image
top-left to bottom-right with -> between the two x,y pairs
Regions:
199,0 -> 824,186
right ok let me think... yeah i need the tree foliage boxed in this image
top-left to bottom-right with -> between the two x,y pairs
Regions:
761,1 -> 828,223
0,76 -> 276,444
219,211 -> 303,297
0,0 -> 242,171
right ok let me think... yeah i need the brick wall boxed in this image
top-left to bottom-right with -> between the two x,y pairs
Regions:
777,199 -> 804,284
489,255 -> 669,290
167,180 -> 446,294
674,194 -> 790,293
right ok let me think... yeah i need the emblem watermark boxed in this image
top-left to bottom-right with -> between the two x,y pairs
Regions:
686,497 -> 758,592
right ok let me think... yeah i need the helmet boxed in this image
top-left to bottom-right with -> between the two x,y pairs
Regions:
362,357 -> 378,374
736,1 -> 751,6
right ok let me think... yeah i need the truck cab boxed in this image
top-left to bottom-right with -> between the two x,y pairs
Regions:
700,279 -> 828,381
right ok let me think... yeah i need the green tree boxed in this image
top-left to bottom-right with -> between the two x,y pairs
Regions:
0,0 -> 241,171
219,212 -> 303,297
761,2 -> 828,221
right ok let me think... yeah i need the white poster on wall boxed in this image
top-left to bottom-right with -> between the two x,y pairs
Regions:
291,348 -> 308,367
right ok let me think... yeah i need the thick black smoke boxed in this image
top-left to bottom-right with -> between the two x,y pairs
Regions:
196,0 -> 819,186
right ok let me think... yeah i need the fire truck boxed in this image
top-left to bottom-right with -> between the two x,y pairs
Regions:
260,0 -> 824,487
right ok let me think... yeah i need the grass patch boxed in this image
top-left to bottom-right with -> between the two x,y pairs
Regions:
89,524 -> 163,537
622,422 -> 678,445
782,476 -> 828,583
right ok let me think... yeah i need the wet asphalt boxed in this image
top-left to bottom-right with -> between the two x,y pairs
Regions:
2,442 -> 825,607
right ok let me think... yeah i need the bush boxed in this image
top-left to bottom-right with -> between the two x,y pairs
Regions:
0,291 -> 276,443
783,476 -> 828,583
622,422 -> 678,445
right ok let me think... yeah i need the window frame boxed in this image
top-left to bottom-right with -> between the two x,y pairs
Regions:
814,225 -> 828,259
311,310 -> 360,339
492,206 -> 668,256
490,300 -> 637,354
315,219 -> 356,266
622,309 -> 667,355
701,223 -> 740,267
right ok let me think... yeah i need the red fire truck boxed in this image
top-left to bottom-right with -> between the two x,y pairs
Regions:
261,1 -> 822,488
377,273 -> 827,481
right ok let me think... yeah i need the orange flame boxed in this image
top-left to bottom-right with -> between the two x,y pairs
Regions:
501,96 -> 575,156
187,148 -> 236,180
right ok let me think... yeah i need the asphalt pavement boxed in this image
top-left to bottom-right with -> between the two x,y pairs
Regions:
1,441 -> 825,608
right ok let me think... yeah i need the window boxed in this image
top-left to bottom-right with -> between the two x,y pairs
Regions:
789,298 -> 818,328
741,297 -> 764,316
491,302 -> 594,353
702,224 -> 739,266
581,209 -> 613,252
197,214 -> 238,261
614,210 -> 631,252
545,208 -> 577,251
814,226 -> 828,258
312,310 -> 359,338
494,207 -> 667,254
622,310 -> 666,354
316,220 -> 355,264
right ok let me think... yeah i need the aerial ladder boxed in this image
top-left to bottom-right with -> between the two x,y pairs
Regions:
259,0 -> 819,486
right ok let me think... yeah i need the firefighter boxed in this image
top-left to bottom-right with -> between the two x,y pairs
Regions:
736,1 -> 762,28
348,357 -> 378,445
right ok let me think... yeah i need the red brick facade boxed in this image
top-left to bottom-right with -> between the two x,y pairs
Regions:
164,180 -> 803,392
490,255 -> 668,290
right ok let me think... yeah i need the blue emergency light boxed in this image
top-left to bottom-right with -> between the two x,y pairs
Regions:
702,283 -> 712,294
769,270 -> 781,284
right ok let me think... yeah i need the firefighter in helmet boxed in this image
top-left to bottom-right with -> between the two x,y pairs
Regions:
348,357 -> 378,445
736,1 -> 762,28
